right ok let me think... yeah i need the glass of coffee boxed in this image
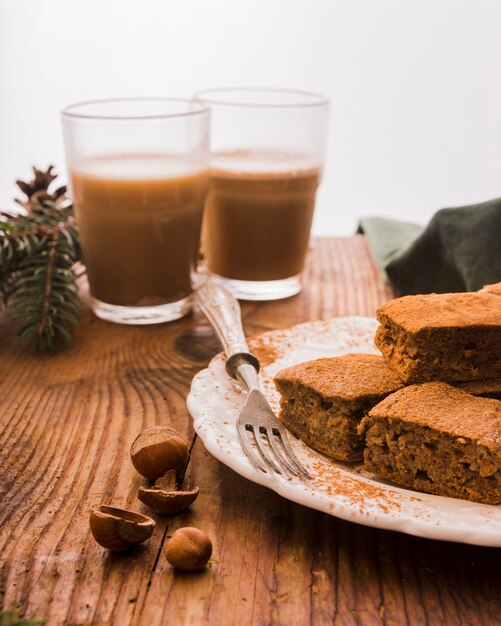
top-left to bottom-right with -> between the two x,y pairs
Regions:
62,98 -> 210,324
194,88 -> 329,300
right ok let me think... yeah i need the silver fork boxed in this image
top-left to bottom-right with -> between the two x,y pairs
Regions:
195,280 -> 311,480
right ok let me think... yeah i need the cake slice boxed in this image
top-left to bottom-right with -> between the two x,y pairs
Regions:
360,382 -> 501,504
481,282 -> 501,296
375,291 -> 501,383
274,354 -> 405,461
455,378 -> 501,400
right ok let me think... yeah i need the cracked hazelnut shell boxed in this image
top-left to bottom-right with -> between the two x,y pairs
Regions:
130,425 -> 188,480
89,505 -> 155,551
137,470 -> 199,514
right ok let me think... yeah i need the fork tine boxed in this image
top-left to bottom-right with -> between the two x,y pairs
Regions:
253,426 -> 284,474
237,424 -> 268,473
237,390 -> 310,479
267,430 -> 301,477
272,428 -> 312,480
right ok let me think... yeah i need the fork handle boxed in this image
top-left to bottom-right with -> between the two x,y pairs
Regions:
195,281 -> 260,382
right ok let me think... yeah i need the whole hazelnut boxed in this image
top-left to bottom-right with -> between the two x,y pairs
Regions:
130,425 -> 188,480
164,527 -> 212,571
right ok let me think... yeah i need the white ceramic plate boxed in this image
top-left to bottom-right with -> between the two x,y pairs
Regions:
187,317 -> 501,546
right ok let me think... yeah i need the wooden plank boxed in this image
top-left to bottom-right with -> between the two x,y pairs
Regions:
1,237 -> 501,626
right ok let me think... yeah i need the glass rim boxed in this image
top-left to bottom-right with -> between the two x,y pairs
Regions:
61,97 -> 210,121
193,87 -> 329,109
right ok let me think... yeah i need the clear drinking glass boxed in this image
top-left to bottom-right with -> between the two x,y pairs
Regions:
194,88 -> 329,300
62,98 -> 210,324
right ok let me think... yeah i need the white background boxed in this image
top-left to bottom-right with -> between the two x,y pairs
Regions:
1,0 -> 501,235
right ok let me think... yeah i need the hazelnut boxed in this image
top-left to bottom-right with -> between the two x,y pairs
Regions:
138,469 -> 199,515
89,505 -> 155,551
164,527 -> 212,571
130,425 -> 188,480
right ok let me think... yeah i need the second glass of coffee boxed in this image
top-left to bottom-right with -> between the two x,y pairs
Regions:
195,88 -> 329,300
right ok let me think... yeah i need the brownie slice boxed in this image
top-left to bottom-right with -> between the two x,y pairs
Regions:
274,354 -> 405,462
375,292 -> 501,383
481,282 -> 501,296
360,382 -> 501,504
455,379 -> 501,400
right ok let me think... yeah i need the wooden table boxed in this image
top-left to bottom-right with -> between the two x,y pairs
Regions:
1,237 -> 501,626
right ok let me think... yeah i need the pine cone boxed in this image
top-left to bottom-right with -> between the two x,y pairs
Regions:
15,165 -> 67,211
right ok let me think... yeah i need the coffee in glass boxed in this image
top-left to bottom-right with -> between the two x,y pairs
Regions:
195,88 -> 329,300
62,98 -> 209,324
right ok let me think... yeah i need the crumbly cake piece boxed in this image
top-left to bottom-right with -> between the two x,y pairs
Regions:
455,379 -> 501,400
481,282 -> 501,297
360,382 -> 501,504
375,292 -> 501,383
274,354 -> 405,462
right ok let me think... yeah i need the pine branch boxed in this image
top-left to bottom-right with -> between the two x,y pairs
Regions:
10,225 -> 81,351
0,609 -> 46,626
0,166 -> 83,352
0,204 -> 74,291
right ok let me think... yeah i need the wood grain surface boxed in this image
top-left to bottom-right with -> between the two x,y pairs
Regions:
1,237 -> 501,626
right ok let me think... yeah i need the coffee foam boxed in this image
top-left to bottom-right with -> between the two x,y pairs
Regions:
211,151 -> 319,175
73,154 -> 206,180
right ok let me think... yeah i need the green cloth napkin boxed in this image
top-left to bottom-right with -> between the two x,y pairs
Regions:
357,197 -> 501,295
